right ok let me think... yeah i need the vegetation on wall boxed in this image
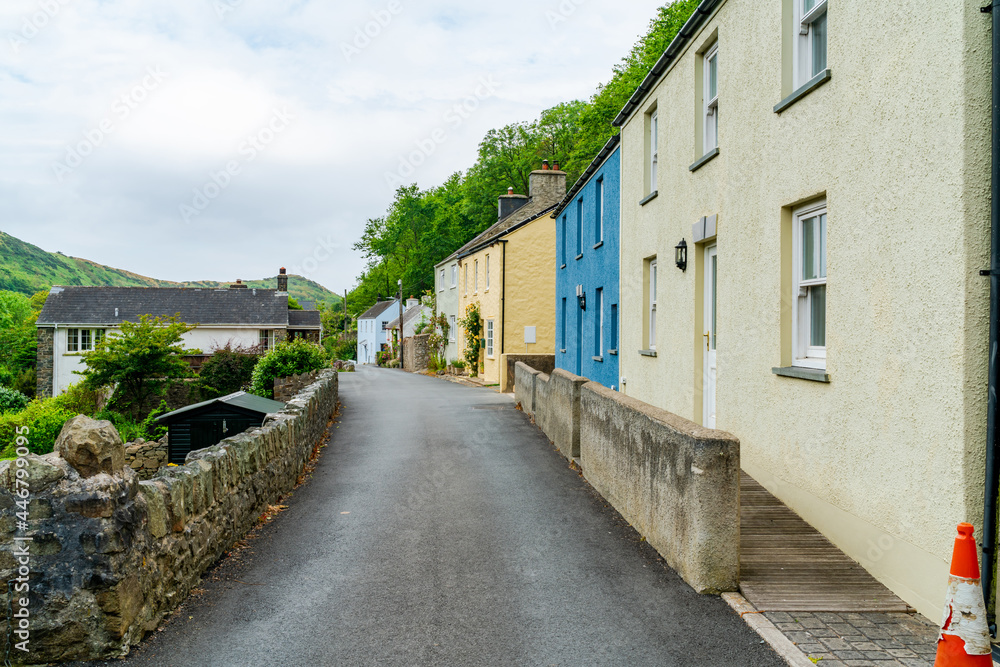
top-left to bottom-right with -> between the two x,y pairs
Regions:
199,343 -> 262,397
249,339 -> 329,398
458,302 -> 483,376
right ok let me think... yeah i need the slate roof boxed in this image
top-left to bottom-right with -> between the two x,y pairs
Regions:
288,310 -> 321,328
386,305 -> 426,330
357,300 -> 397,321
454,196 -> 558,260
156,391 -> 287,423
37,286 -> 289,326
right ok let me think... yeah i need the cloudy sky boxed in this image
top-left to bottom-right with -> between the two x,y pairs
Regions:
0,0 -> 664,294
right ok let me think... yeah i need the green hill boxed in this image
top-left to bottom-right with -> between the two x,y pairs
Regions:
0,231 -> 341,307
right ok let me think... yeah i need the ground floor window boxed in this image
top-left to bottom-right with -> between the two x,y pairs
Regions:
485,319 -> 494,358
793,200 -> 827,369
449,315 -> 456,342
260,329 -> 276,351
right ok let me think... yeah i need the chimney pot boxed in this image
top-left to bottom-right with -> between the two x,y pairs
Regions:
542,160 -> 549,170
554,161 -> 560,171
508,187 -> 514,195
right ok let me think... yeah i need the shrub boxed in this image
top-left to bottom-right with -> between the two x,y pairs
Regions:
200,343 -> 261,396
249,338 -> 328,398
0,365 -> 13,388
93,400 -> 169,444
451,359 -> 466,370
323,336 -> 356,361
50,382 -> 101,415
0,399 -> 75,457
0,386 -> 29,414
12,368 -> 36,399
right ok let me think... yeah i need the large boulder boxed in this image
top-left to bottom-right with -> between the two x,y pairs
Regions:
55,415 -> 125,478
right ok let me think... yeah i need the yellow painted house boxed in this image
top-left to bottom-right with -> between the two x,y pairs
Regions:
456,164 -> 565,384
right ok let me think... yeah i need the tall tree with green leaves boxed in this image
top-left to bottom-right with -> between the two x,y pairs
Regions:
77,315 -> 193,420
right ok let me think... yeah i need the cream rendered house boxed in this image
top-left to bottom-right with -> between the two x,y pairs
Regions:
615,0 -> 990,619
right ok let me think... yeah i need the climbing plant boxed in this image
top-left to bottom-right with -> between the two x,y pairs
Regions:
458,302 -> 482,376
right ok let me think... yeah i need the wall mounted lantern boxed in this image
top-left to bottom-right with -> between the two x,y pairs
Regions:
675,239 -> 688,272
576,284 -> 586,311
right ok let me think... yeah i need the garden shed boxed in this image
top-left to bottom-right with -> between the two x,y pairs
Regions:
156,391 -> 287,464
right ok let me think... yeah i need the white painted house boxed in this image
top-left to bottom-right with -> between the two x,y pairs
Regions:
356,299 -> 399,365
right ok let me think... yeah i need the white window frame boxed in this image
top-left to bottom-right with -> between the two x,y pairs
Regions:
68,328 -> 104,352
596,178 -> 604,244
259,329 -> 275,352
439,268 -> 445,292
449,315 -> 456,342
792,201 -> 827,369
794,0 -> 828,87
485,254 -> 490,290
464,264 -> 468,295
703,41 -> 719,155
485,319 -> 494,358
451,264 -> 457,288
649,260 -> 658,350
596,288 -> 604,357
474,259 -> 479,293
67,328 -> 78,352
649,111 -> 658,192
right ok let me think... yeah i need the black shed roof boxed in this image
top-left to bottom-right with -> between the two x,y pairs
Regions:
156,391 -> 287,423
37,286 -> 289,326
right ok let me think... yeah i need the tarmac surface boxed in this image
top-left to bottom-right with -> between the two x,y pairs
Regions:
83,365 -> 785,667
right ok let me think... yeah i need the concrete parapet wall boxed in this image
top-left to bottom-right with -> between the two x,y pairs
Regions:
514,362 -> 539,416
0,370 -> 339,664
542,370 -> 587,459
579,382 -> 740,593
501,354 -> 555,393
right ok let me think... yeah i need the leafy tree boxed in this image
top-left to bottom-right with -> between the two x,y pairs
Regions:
77,315 -> 193,420
0,290 -> 46,397
199,343 -> 261,397
288,297 -> 304,310
249,338 -> 328,398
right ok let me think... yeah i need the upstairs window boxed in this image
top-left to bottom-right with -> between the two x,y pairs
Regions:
576,198 -> 583,257
795,0 -> 828,86
67,328 -> 104,352
439,268 -> 445,291
474,259 -> 479,292
485,254 -> 490,289
464,264 -> 468,294
703,42 -> 719,154
560,215 -> 568,266
595,178 -> 604,245
647,109 -> 659,194
451,264 -> 457,287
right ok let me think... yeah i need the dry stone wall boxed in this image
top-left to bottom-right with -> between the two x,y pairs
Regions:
0,369 -> 338,664
123,438 -> 168,481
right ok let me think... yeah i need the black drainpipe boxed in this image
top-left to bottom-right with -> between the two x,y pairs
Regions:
982,0 -> 1000,637
500,240 -> 508,356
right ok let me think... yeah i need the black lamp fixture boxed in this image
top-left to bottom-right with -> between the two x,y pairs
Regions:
675,239 -> 688,272
576,284 -> 586,311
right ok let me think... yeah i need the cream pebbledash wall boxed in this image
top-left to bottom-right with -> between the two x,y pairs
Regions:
503,213 -> 556,357
618,0 -> 990,619
50,326 -> 276,396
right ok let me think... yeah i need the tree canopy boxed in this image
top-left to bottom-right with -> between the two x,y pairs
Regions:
347,1 -> 699,319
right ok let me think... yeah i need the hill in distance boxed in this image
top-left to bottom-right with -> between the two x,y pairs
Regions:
0,230 -> 342,307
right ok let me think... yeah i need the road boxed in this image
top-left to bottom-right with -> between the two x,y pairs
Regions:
93,365 -> 783,666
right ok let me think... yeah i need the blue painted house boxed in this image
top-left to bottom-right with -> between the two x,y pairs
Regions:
554,135 -> 620,389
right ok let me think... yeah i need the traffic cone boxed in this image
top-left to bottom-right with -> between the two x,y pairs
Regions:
935,523 -> 993,666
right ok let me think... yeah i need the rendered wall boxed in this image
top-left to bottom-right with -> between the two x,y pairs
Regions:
434,259 -> 461,363
458,247 -> 501,383
504,215 -> 556,362
616,0 -> 990,618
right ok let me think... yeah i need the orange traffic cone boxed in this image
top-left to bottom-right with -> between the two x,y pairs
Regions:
935,523 -> 993,666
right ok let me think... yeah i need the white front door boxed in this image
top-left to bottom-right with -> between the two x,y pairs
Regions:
703,245 -> 717,428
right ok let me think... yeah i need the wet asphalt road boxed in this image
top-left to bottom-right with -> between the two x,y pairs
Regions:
93,365 -> 783,667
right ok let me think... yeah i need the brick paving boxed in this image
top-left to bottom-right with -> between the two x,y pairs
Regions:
763,610 -> 941,666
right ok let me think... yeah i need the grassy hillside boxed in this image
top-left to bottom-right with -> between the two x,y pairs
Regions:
0,231 -> 341,307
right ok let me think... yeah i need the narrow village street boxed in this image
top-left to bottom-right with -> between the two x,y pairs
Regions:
93,366 -> 784,666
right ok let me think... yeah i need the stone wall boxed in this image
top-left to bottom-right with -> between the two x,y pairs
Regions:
123,438 -> 168,481
402,334 -> 430,372
0,369 -> 338,664
501,354 -> 554,393
513,361 -> 739,594
35,328 -> 54,399
273,370 -> 320,402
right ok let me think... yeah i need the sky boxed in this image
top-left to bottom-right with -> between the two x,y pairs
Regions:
0,0 -> 666,295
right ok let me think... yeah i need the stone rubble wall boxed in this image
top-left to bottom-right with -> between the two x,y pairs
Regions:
513,361 -> 739,594
123,438 -> 168,481
0,369 -> 338,664
402,334 -> 430,372
273,370 -> 321,402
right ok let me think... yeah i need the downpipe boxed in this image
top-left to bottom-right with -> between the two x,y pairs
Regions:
981,0 -> 1000,639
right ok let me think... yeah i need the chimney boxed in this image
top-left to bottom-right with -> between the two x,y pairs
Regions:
277,267 -> 288,293
498,185 -> 529,220
230,279 -> 248,289
406,297 -> 419,310
528,160 -> 567,207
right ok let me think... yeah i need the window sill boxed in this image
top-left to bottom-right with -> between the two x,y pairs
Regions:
593,356 -> 604,363
689,147 -> 720,172
639,349 -> 657,357
772,366 -> 830,383
593,241 -> 604,250
774,68 -> 832,114
560,264 -> 566,269
575,254 -> 584,261
608,349 -> 617,356
560,349 -> 566,354
639,191 -> 658,206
